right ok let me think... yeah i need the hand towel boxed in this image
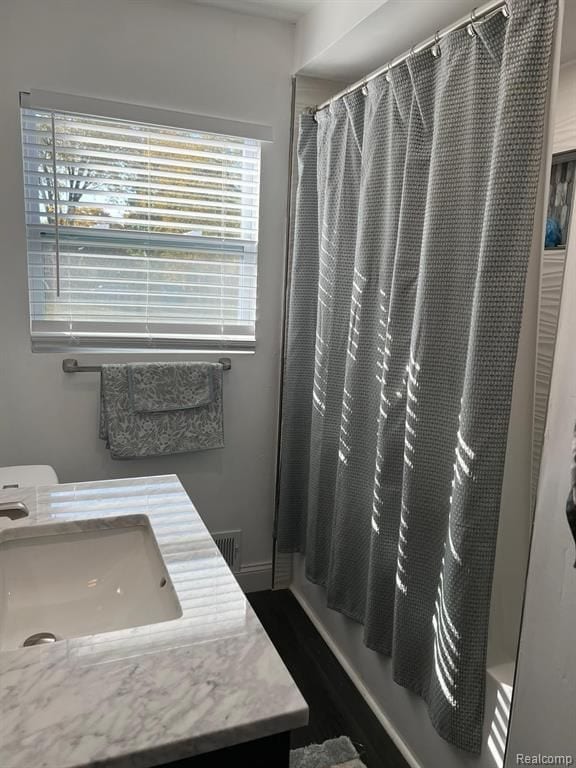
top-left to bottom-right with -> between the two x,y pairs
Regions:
128,362 -> 214,413
99,362 -> 224,459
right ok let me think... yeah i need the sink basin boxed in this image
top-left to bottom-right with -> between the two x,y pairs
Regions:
0,515 -> 182,651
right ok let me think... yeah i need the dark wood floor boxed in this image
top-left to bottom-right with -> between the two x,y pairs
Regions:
247,590 -> 409,768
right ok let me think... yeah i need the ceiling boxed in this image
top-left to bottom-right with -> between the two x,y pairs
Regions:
189,0 -> 576,65
187,0 -> 320,23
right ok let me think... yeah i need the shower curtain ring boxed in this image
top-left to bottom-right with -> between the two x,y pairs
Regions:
385,64 -> 392,83
432,31 -> 442,58
501,2 -> 511,18
466,8 -> 480,38
361,82 -> 369,96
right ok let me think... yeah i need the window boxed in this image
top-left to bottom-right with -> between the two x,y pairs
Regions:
20,95 -> 264,349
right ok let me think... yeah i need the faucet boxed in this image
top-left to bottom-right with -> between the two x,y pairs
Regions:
0,501 -> 29,520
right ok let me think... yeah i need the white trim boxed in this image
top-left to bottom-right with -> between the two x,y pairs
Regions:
20,89 -> 274,142
236,561 -> 272,593
290,585 -> 423,768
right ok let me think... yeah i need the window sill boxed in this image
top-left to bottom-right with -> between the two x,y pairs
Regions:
32,345 -> 256,356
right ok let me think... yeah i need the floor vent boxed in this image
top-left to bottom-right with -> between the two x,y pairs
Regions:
212,530 -> 242,572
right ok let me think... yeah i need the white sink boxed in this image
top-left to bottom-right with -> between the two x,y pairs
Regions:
0,515 -> 182,651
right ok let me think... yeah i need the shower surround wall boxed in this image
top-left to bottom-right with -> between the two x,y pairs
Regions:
0,0 -> 293,584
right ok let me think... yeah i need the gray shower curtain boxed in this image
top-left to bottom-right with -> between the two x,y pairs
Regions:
277,0 -> 557,754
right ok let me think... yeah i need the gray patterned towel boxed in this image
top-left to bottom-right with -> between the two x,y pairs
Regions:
128,362 -> 214,412
99,363 -> 224,459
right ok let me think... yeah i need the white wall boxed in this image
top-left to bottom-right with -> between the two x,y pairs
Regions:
296,0 -> 506,81
506,58 -> 576,764
0,0 -> 294,578
294,0 -> 386,76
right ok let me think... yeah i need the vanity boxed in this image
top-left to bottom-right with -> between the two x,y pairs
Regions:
0,475 -> 308,768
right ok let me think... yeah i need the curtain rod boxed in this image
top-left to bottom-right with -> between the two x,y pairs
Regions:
314,0 -> 509,114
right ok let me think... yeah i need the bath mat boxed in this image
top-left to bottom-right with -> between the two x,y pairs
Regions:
290,736 -> 366,768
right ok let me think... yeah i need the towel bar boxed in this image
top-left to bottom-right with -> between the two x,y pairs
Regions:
62,357 -> 232,373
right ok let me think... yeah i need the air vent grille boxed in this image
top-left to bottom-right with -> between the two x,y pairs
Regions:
212,530 -> 242,573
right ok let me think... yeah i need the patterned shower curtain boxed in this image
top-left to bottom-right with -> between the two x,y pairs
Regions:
276,0 -> 557,754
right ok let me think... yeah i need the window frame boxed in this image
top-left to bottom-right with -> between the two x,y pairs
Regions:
19,90 -> 273,352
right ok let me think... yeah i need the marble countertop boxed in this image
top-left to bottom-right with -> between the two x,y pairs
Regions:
0,475 -> 308,768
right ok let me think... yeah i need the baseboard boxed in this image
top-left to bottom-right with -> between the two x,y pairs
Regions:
236,561 -> 273,593
291,585 -> 422,768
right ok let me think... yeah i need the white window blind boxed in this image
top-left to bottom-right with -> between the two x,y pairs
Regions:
20,105 -> 261,349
